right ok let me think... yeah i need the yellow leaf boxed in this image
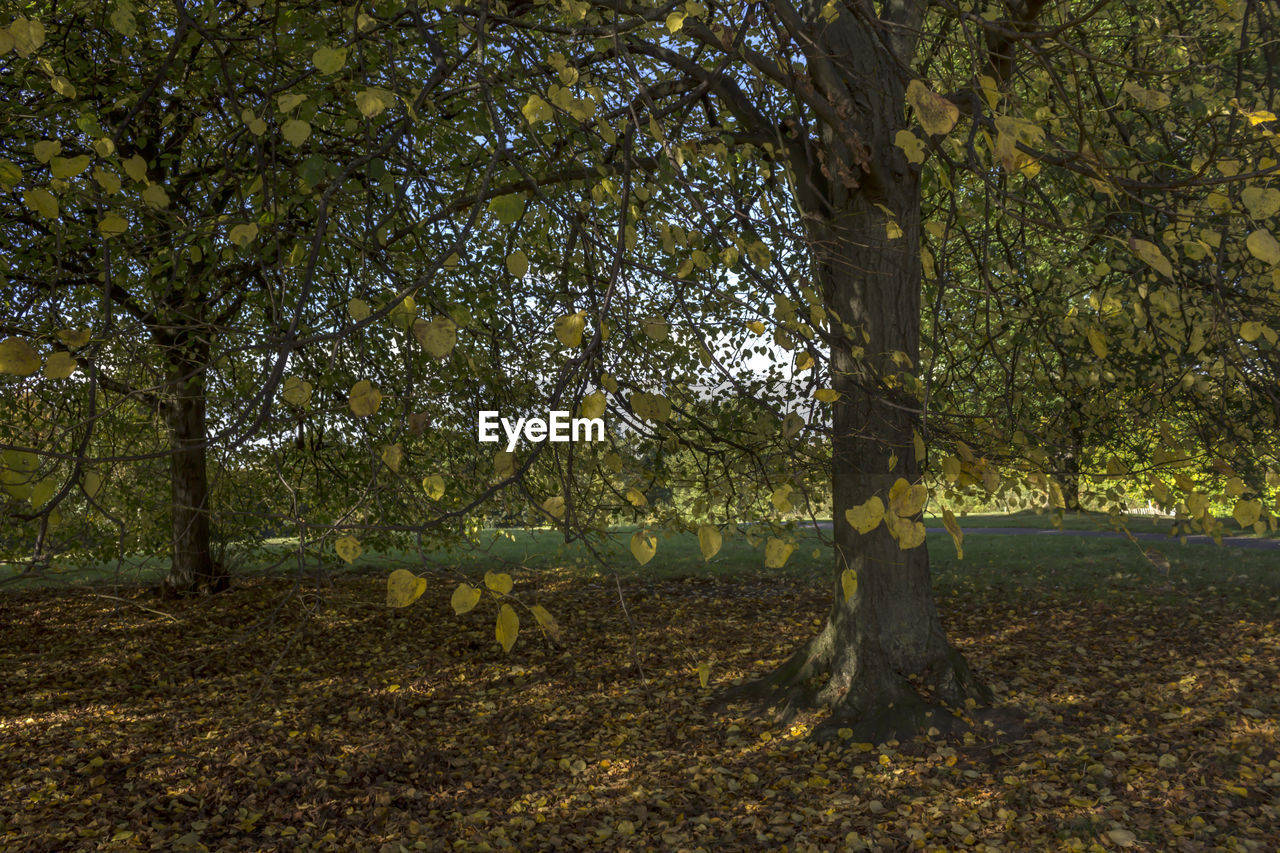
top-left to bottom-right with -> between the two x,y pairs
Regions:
451,582 -> 481,614
625,488 -> 647,508
631,392 -> 671,422
1245,229 -> 1280,265
1242,186 -> 1280,219
697,661 -> 711,688
0,337 -> 41,376
888,478 -> 927,517
413,316 -> 457,357
1130,237 -> 1174,278
9,17 -> 45,57
764,537 -> 796,568
794,351 -> 814,371
23,188 -> 58,220
355,87 -> 395,118
381,443 -> 403,472
43,351 -> 76,379
531,604 -> 562,641
496,604 -> 519,653
943,455 -> 963,483
281,376 -> 312,408
311,45 -> 348,75
642,318 -> 670,342
386,569 -> 426,607
493,450 -> 515,480
840,567 -> 858,601
666,11 -> 686,32
906,80 -> 959,135
782,412 -> 804,439
1240,321 -> 1264,342
814,388 -> 838,403
630,530 -> 657,565
50,75 -> 76,98
122,153 -> 147,182
348,380 -> 381,416
229,223 -> 258,246
335,535 -> 362,564
1086,327 -> 1108,359
33,140 -> 61,163
554,311 -> 585,347
50,155 -> 91,179
82,470 -> 101,499
543,495 -> 566,520
747,320 -> 766,334
579,391 -> 606,420
484,571 -> 513,595
845,496 -> 884,534
897,520 -> 927,549
281,118 -> 311,145
93,167 -> 121,194
99,212 -> 128,238
506,250 -> 529,277
771,484 -> 793,513
697,524 -> 722,560
423,474 -> 445,500
348,298 -> 370,321
277,93 -> 308,113
942,508 -> 964,559
1232,499 -> 1261,528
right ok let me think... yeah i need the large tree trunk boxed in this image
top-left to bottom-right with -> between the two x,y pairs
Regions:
724,17 -> 988,742
159,346 -> 226,597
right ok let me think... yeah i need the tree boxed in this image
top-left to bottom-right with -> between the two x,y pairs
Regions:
441,0 -> 1278,740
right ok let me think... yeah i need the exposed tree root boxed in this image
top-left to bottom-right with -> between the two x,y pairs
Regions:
716,624 -> 991,745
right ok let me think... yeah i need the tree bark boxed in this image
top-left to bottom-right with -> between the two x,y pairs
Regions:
722,11 -> 989,741
159,346 -> 225,597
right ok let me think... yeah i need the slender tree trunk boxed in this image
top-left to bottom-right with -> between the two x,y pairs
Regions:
159,347 -> 225,597
724,21 -> 988,741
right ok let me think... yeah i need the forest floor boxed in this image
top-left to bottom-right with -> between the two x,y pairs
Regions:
2,554 -> 1278,851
